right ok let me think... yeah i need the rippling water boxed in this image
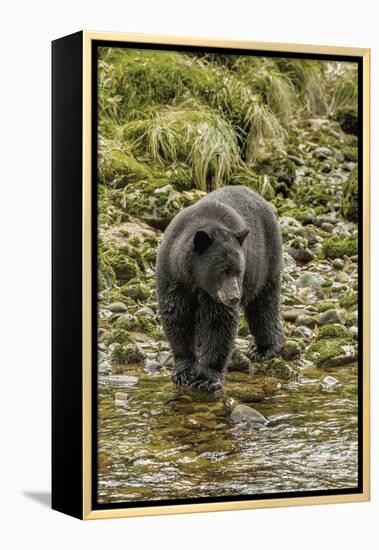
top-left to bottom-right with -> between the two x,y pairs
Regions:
97,363 -> 358,504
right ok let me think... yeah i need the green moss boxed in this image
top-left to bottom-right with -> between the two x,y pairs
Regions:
305,337 -> 356,367
99,142 -> 154,188
103,328 -> 132,346
339,291 -> 358,309
121,281 -> 151,301
137,316 -> 162,338
98,255 -> 116,291
266,358 -> 299,380
318,301 -> 337,312
108,253 -> 142,282
341,167 -> 359,222
110,343 -> 144,365
256,156 -> 296,187
322,235 -> 358,259
317,324 -> 350,339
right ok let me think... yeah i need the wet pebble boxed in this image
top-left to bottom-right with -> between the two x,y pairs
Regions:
115,391 -> 130,407
332,258 -> 345,270
99,375 -> 139,387
230,404 -> 268,426
321,222 -> 334,233
108,302 -> 128,313
320,376 -> 342,392
144,359 -> 162,373
281,339 -> 301,360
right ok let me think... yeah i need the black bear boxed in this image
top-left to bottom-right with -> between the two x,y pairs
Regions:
156,185 -> 283,393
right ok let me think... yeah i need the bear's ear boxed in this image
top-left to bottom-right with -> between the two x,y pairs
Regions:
193,230 -> 213,254
235,227 -> 250,245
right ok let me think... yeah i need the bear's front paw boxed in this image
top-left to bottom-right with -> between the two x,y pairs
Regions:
172,369 -> 193,388
247,344 -> 280,363
188,376 -> 223,393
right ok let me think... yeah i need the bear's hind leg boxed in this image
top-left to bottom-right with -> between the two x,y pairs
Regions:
189,294 -> 239,393
244,278 -> 284,362
159,285 -> 197,388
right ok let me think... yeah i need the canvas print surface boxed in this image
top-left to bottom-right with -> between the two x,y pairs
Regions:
96,46 -> 360,505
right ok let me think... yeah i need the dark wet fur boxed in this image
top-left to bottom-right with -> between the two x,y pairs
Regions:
156,185 -> 284,393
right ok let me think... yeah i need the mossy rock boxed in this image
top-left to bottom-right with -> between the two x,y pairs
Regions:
317,324 -> 350,340
108,253 -> 142,282
98,255 -> 116,291
305,337 -> 357,368
256,157 -> 296,187
121,281 -> 151,301
341,167 -> 359,222
318,301 -> 337,313
110,342 -> 145,365
102,328 -> 133,346
265,358 -> 299,381
99,146 -> 153,188
339,291 -> 358,309
321,235 -> 358,259
336,107 -> 358,136
228,349 -> 250,372
137,316 -> 162,338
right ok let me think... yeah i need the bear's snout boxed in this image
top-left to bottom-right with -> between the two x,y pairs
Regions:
217,277 -> 241,307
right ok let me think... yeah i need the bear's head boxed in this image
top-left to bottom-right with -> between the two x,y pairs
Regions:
191,225 -> 249,307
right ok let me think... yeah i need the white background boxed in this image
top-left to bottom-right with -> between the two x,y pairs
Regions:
1,0 -> 377,548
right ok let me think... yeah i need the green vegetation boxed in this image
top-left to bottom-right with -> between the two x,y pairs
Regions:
322,235 -> 358,259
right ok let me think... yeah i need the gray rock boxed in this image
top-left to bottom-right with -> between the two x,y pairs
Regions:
321,222 -> 334,233
228,349 -> 250,372
296,314 -> 318,328
281,339 -> 301,360
349,326 -> 358,340
314,147 -> 333,160
283,308 -> 314,322
144,359 -> 162,373
158,350 -> 174,367
288,154 -> 304,166
98,360 -> 112,375
230,404 -> 268,426
335,151 -> 345,162
115,313 -> 137,327
295,272 -> 325,291
108,302 -> 128,313
280,216 -> 302,236
282,251 -> 297,272
321,163 -> 333,173
136,306 -> 156,318
115,392 -> 130,407
98,375 -> 139,387
293,325 -> 314,338
332,258 -> 345,270
288,246 -> 314,264
318,309 -> 344,325
320,376 -> 342,392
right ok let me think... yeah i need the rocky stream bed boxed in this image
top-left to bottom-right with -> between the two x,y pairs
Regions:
97,49 -> 359,503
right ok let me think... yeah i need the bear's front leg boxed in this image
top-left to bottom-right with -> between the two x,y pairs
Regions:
190,294 -> 239,393
244,277 -> 284,362
158,284 -> 197,388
